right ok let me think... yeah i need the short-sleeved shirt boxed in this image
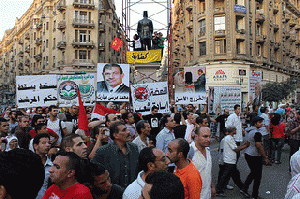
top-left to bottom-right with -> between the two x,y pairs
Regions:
105,184 -> 124,199
288,118 -> 300,140
270,123 -> 285,139
223,135 -> 238,164
47,119 -> 66,144
143,113 -> 163,137
216,114 -> 229,134
245,126 -> 262,156
42,183 -> 93,199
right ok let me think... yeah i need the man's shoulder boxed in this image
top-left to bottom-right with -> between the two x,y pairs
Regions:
71,183 -> 92,196
127,142 -> 139,152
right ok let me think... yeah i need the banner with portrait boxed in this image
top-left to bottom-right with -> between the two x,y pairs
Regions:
127,49 -> 162,63
249,71 -> 262,106
208,86 -> 241,115
175,66 -> 206,105
16,75 -> 57,108
96,63 -> 130,101
131,82 -> 169,115
57,74 -> 95,107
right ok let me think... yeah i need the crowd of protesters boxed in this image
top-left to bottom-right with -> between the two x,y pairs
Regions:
0,101 -> 300,199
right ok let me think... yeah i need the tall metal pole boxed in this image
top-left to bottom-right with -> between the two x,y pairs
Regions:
167,0 -> 173,100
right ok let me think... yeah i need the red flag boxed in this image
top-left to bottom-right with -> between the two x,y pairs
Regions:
77,88 -> 89,136
91,104 -> 118,120
111,37 -> 123,51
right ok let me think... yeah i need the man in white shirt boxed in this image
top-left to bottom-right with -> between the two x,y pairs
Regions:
216,126 -> 250,197
184,111 -> 197,143
188,126 -> 216,199
46,105 -> 67,146
123,147 -> 169,199
260,107 -> 271,160
132,120 -> 152,152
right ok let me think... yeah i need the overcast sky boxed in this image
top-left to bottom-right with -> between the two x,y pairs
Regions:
0,0 -> 169,41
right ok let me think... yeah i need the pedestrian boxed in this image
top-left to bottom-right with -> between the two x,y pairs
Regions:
216,109 -> 230,141
260,107 -> 271,163
167,138 -> 202,199
242,116 -> 270,199
287,110 -> 300,162
142,106 -> 163,144
270,113 -> 285,164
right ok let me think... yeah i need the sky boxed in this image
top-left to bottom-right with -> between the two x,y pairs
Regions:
0,0 -> 169,41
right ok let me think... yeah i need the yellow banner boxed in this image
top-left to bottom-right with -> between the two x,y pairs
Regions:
127,49 -> 162,63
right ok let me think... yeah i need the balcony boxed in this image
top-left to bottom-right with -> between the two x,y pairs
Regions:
187,21 -> 193,29
57,41 -> 66,49
296,55 -> 300,60
99,8 -> 105,14
25,33 -> 30,40
236,29 -> 246,40
214,7 -> 225,15
295,24 -> 300,30
273,24 -> 279,32
186,2 -> 192,11
57,60 -> 67,68
36,22 -> 43,30
72,19 -> 95,28
285,14 -> 291,22
290,19 -> 297,27
18,40 -> 24,45
99,43 -> 105,51
274,42 -> 280,50
34,53 -> 42,61
198,31 -> 205,39
58,21 -> 66,30
25,46 -> 30,53
71,59 -> 96,68
255,0 -> 263,2
290,52 -> 296,58
36,38 -> 42,46
25,59 -> 30,66
284,32 -> 290,39
256,35 -> 266,43
99,24 -> 105,32
73,0 -> 95,9
18,51 -> 24,57
186,41 -> 193,48
18,63 -> 24,70
290,35 -> 297,42
255,13 -> 265,23
72,40 -> 95,48
214,30 -> 226,37
57,0 -> 66,12
5,62 -> 9,66
256,56 -> 267,65
273,5 -> 279,14
296,39 -> 300,45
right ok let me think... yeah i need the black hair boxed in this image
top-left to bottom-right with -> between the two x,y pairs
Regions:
0,149 -> 45,199
121,112 -> 130,122
151,106 -> 159,111
234,104 -> 240,110
61,134 -> 82,150
49,105 -> 58,112
175,138 -> 190,159
36,107 -> 43,112
133,113 -> 142,124
260,107 -> 267,113
196,117 -> 205,125
136,120 -> 149,135
251,116 -> 264,126
32,114 -> 44,127
102,63 -> 123,74
174,113 -> 181,124
33,133 -> 50,147
0,117 -> 8,125
89,162 -> 106,177
145,171 -> 185,199
35,122 -> 47,132
110,121 -> 125,140
271,113 -> 281,126
161,114 -> 171,128
138,147 -> 156,173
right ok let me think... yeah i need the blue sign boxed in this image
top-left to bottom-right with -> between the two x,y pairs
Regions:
234,5 -> 247,13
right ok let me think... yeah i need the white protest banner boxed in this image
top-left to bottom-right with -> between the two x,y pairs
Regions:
16,75 -> 57,108
208,86 -> 241,115
175,66 -> 207,104
131,82 -> 169,115
249,71 -> 262,106
57,74 -> 95,107
97,63 -> 130,101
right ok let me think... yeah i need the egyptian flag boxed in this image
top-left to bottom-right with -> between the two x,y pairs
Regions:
111,37 -> 123,51
91,104 -> 118,120
77,88 -> 89,136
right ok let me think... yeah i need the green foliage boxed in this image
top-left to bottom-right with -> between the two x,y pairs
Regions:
261,78 -> 297,102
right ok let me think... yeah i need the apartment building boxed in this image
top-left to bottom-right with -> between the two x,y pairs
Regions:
0,0 -> 122,105
172,0 -> 300,104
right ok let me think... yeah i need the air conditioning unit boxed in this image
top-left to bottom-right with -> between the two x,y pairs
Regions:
239,29 -> 246,34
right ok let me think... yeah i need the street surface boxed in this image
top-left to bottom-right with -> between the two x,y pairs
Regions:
210,141 -> 291,199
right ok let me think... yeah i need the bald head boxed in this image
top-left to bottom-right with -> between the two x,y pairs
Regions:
194,127 -> 211,148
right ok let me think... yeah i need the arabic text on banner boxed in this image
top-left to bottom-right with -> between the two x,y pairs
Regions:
126,49 -> 162,64
57,74 -> 96,107
96,63 -> 130,102
131,82 -> 170,115
16,75 -> 58,108
208,86 -> 241,115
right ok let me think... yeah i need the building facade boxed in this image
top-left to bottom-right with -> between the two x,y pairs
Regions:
0,0 -> 122,105
172,0 -> 300,104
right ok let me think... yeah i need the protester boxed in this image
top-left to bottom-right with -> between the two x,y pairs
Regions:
0,117 -> 9,138
7,110 -> 18,132
66,105 -> 79,126
4,135 -> 19,151
91,121 -> 139,188
12,115 -> 31,149
216,109 -> 230,140
123,147 -> 169,199
270,113 -> 285,164
87,163 -> 124,199
173,113 -> 187,139
287,110 -> 300,162
156,114 -> 176,154
47,105 -> 67,145
33,133 -> 52,199
138,171 -> 185,199
167,138 -> 202,199
61,134 -> 88,159
29,123 -> 48,152
122,112 -> 137,141
0,149 -> 45,199
184,111 -> 197,143
242,116 -> 270,199
43,152 -> 93,198
132,120 -> 152,152
188,127 -> 216,198
196,117 -> 209,127
143,106 -> 163,144
260,107 -> 271,162
88,122 -> 110,159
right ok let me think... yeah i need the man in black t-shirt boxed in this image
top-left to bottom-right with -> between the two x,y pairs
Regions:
216,109 -> 230,140
66,105 -> 79,125
143,106 -> 162,143
173,113 -> 187,139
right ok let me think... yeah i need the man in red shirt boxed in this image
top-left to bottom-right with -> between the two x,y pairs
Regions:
43,152 -> 93,199
166,138 -> 202,199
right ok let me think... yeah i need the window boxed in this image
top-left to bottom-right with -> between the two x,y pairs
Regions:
215,39 -> 226,54
53,56 -> 55,67
62,51 -> 65,60
34,32 -> 36,40
53,20 -> 56,31
88,30 -> 91,42
46,22 -> 49,30
200,42 -> 206,56
250,42 -> 253,56
79,30 -> 87,42
79,50 -> 87,59
214,16 -> 225,31
46,39 -> 48,48
200,19 -> 206,36
46,56 -> 48,65
53,38 -> 56,49
257,45 -> 261,56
